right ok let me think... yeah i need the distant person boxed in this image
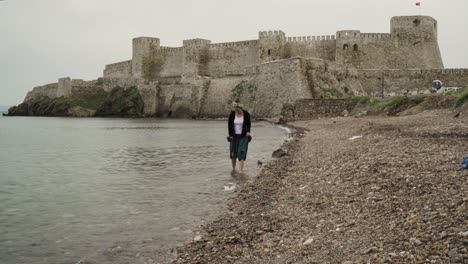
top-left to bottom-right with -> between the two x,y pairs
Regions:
227,99 -> 251,175
432,80 -> 443,93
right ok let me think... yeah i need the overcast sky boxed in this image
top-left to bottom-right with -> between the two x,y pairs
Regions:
1,0 -> 467,106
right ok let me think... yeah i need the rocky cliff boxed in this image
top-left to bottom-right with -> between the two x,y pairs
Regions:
6,86 -> 144,118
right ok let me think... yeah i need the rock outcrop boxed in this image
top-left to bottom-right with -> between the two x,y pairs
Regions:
95,87 -> 144,117
6,86 -> 145,118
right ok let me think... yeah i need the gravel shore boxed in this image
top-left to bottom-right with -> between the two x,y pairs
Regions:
174,109 -> 467,263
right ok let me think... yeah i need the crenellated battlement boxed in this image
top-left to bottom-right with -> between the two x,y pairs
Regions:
258,30 -> 286,38
360,33 -> 393,39
411,68 -> 468,75
158,47 -> 184,55
182,38 -> 211,47
337,30 -> 361,38
337,31 -> 393,39
209,40 -> 258,48
107,15 -> 443,81
286,35 -> 336,42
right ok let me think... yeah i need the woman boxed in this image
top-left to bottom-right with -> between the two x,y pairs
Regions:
228,100 -> 251,175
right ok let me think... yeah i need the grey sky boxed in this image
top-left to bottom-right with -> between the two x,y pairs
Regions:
1,0 -> 467,106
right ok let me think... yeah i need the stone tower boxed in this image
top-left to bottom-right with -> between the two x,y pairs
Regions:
335,30 -> 362,67
132,37 -> 161,78
335,16 -> 443,69
182,38 -> 212,77
258,30 -> 286,62
390,16 -> 443,69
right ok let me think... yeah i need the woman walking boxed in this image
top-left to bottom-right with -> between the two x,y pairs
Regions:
228,100 -> 251,175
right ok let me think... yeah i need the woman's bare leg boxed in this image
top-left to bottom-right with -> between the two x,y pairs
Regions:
239,160 -> 245,174
231,157 -> 237,171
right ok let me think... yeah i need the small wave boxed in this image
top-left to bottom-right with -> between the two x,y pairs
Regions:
105,126 -> 169,130
277,125 -> 292,134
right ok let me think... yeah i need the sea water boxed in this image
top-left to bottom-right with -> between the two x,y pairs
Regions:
0,116 -> 288,264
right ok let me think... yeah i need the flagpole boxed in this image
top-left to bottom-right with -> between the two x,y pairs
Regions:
416,2 -> 422,16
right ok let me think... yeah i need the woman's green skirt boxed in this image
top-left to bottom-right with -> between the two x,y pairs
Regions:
230,135 -> 249,161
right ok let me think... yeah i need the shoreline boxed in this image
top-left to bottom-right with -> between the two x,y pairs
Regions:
65,119 -> 291,264
173,109 -> 467,263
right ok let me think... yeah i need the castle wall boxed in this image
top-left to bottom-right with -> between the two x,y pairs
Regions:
69,79 -> 104,98
24,83 -> 59,102
244,58 -> 311,117
157,81 -> 204,118
103,77 -> 138,91
104,60 -> 132,78
335,16 -> 443,70
207,40 -> 259,78
299,58 -> 364,98
158,47 -> 184,77
281,99 -> 358,121
200,77 -> 245,117
24,78 -> 104,102
359,68 -> 468,96
336,32 -> 397,69
286,35 -> 336,61
336,32 -> 443,70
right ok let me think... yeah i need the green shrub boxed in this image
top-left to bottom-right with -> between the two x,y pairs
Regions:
455,91 -> 468,107
368,98 -> 380,106
230,81 -> 257,104
383,96 -> 424,111
351,95 -> 371,104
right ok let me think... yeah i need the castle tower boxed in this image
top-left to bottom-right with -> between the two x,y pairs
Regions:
182,38 -> 211,77
390,16 -> 443,68
132,37 -> 161,78
335,30 -> 361,66
258,30 -> 286,62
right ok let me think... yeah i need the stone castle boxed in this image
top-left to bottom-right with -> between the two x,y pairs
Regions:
24,16 -> 468,118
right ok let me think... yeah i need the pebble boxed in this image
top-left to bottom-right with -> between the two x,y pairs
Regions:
362,247 -> 379,254
174,113 -> 468,263
410,238 -> 423,245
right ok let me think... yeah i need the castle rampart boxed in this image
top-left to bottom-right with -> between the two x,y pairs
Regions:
209,40 -> 258,48
17,13 -> 468,120
132,37 -> 160,78
101,15 -> 445,83
104,60 -> 132,79
18,15 -> 461,118
182,38 -> 211,47
286,35 -> 336,42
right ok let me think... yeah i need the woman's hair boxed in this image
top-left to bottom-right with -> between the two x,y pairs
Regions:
232,99 -> 243,109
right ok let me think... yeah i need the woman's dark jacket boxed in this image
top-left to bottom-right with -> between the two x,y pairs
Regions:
228,110 -> 251,137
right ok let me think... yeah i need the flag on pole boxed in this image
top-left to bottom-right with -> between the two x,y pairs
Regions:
416,2 -> 421,6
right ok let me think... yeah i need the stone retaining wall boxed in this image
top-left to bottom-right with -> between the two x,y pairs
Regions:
280,99 -> 358,121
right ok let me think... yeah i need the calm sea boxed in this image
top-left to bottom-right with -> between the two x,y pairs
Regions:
0,116 -> 289,264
